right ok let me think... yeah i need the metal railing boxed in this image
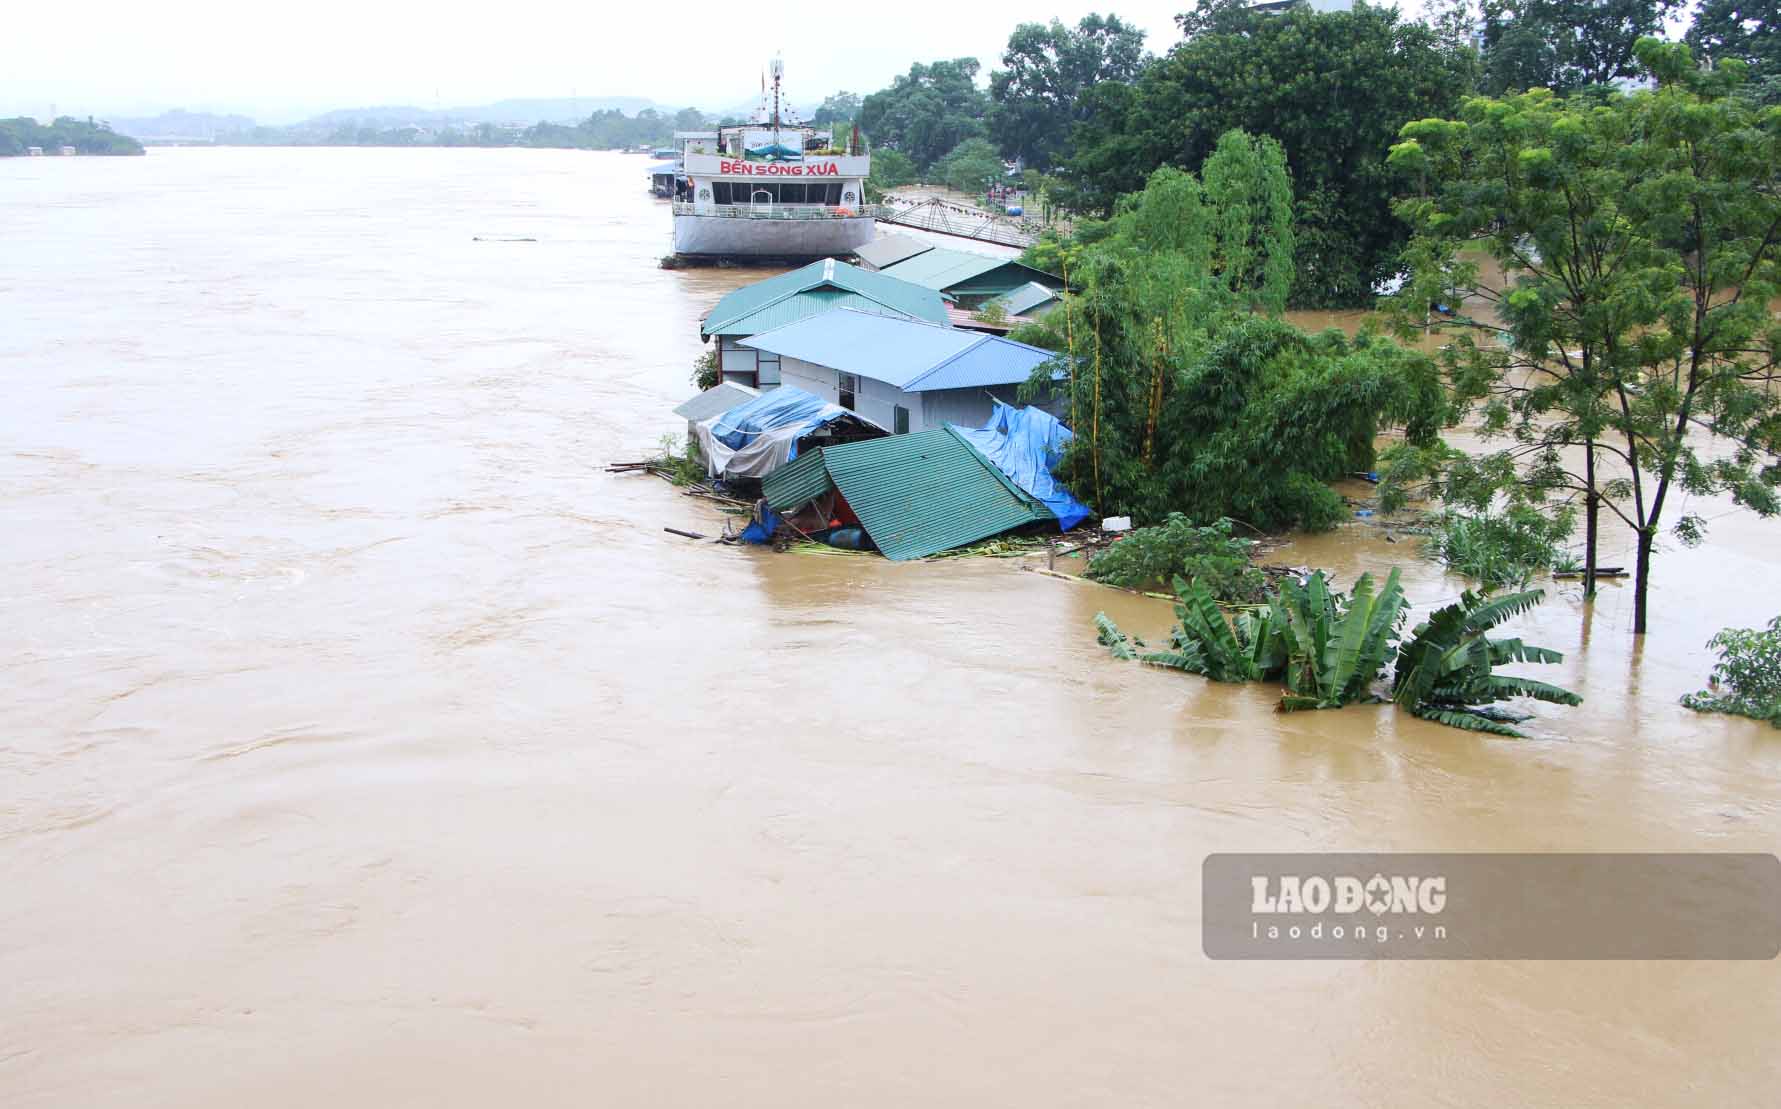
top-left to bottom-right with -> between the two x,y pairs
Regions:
672,202 -> 881,220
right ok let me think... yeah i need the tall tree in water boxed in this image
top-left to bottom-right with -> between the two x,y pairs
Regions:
987,14 -> 1148,170
857,59 -> 989,173
1479,0 -> 1686,93
1386,39 -> 1781,636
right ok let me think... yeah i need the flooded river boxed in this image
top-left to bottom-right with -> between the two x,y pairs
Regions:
3,148 -> 1778,1106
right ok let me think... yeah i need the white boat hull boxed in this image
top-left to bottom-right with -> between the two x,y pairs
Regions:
673,213 -> 877,259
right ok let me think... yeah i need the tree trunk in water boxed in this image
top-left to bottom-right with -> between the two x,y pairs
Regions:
1582,440 -> 1599,598
1633,527 -> 1655,636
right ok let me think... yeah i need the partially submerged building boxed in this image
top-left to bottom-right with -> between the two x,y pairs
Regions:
673,380 -> 758,444
760,426 -> 1061,560
738,308 -> 1065,435
699,258 -> 947,388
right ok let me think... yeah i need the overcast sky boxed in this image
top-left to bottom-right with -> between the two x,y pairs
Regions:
0,2 -> 1236,124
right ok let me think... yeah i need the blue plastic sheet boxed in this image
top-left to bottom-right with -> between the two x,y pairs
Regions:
740,507 -> 782,544
709,386 -> 851,454
951,402 -> 1091,531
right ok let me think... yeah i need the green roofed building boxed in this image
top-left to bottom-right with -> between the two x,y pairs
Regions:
699,257 -> 949,389
876,247 -> 1061,309
761,426 -> 1055,560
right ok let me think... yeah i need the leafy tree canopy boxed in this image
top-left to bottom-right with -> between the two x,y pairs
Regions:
987,14 -> 1148,170
932,137 -> 1005,193
857,58 -> 990,172
1064,4 -> 1474,306
1479,0 -> 1687,94
1685,0 -> 1781,81
809,92 -> 862,126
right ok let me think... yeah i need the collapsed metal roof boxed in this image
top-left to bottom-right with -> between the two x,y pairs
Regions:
760,426 -> 1055,560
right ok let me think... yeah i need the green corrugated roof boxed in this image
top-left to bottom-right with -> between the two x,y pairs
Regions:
880,248 -> 1060,296
766,427 -> 1053,560
701,257 -> 948,337
761,448 -> 835,512
717,290 -> 922,338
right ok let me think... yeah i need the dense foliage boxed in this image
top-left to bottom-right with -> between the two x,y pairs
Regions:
987,14 -> 1148,170
1084,515 -> 1264,600
1421,507 -> 1577,588
1682,616 -> 1781,727
0,117 -> 143,156
856,59 -> 990,173
1685,0 -> 1780,82
1061,4 -> 1473,305
1479,0 -> 1685,94
930,138 -> 1005,193
1097,574 -> 1580,736
1017,141 -> 1443,530
1386,40 -> 1781,635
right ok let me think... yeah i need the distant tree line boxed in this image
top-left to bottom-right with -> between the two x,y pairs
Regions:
0,117 -> 143,156
218,107 -> 712,150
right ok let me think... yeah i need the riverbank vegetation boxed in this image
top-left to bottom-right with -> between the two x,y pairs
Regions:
1683,616 -> 1781,727
218,106 -> 711,151
0,117 -> 143,156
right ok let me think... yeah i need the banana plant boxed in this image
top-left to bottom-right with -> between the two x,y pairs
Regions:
1277,569 -> 1409,711
1391,588 -> 1581,737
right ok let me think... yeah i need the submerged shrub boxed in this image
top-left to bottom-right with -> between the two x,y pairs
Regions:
1682,616 -> 1781,728
1084,514 -> 1266,601
1422,507 -> 1576,588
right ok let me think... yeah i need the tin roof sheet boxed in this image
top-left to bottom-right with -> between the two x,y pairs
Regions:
673,381 -> 759,422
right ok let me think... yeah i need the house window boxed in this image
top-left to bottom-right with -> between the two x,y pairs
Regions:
893,405 -> 910,434
756,351 -> 781,387
838,373 -> 858,412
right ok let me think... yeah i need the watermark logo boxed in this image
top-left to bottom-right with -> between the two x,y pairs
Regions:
1205,853 -> 1781,960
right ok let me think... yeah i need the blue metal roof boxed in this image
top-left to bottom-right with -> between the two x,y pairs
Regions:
646,161 -> 680,175
739,308 -> 1063,393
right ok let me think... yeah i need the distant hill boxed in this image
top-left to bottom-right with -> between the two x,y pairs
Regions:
111,109 -> 257,142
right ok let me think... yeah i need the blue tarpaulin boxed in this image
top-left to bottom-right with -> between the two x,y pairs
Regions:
950,402 -> 1090,531
708,386 -> 850,453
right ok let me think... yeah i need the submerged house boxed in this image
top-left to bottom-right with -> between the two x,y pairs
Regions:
738,308 -> 1065,435
699,258 -> 948,389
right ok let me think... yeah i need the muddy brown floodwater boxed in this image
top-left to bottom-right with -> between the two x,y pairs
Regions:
3,148 -> 1778,1107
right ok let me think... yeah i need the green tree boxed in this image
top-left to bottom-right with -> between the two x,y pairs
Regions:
1065,4 -> 1473,306
809,92 -> 862,126
1479,0 -> 1686,93
1386,40 -> 1781,636
866,148 -> 917,195
987,14 -> 1147,170
1685,0 -> 1780,80
1019,138 -> 1441,529
672,107 -> 708,132
857,58 -> 989,172
932,138 -> 1004,193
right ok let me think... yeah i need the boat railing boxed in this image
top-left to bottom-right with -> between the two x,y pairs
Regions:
672,202 -> 884,220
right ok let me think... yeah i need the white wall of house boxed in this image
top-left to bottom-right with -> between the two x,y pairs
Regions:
776,354 -> 1032,434
719,336 -> 782,388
